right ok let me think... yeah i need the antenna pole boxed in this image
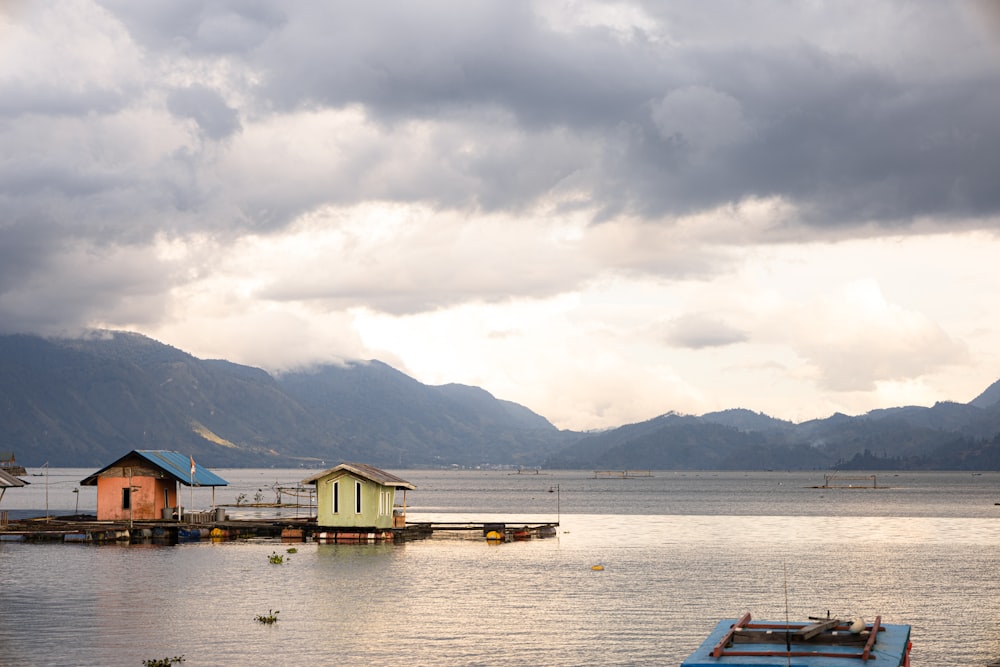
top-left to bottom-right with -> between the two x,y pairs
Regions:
784,561 -> 791,666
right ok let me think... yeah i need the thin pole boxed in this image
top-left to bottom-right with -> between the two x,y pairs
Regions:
784,561 -> 791,667
44,461 -> 49,522
556,484 -> 560,525
549,484 -> 560,525
128,467 -> 133,529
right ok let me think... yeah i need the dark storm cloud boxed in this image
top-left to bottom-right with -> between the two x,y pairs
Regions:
611,46 -> 1000,226
259,4 -> 660,127
166,85 -> 241,140
0,81 -> 129,118
6,1 -> 1000,335
0,219 -> 57,297
82,1 -> 1000,228
0,215 -> 173,335
211,2 -> 999,228
97,0 -> 285,54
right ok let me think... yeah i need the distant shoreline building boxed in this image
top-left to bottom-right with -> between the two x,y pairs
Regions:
0,452 -> 27,476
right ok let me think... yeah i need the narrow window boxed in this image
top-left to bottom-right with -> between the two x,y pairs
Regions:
332,480 -> 339,514
355,480 -> 363,513
122,487 -> 131,510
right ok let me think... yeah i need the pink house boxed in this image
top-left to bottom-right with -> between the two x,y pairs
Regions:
80,450 -> 228,521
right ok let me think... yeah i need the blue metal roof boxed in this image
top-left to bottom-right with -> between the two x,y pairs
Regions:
134,450 -> 228,486
680,616 -> 911,667
80,450 -> 228,487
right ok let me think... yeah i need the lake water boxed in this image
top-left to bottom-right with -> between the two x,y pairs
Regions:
2,469 -> 1000,666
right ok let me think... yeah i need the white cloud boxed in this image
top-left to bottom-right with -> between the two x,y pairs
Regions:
789,278 -> 968,392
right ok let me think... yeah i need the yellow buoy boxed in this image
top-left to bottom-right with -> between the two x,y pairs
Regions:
485,530 -> 503,541
591,564 -> 604,571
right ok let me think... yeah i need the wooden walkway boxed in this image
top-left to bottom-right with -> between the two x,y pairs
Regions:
809,474 -> 887,489
593,469 -> 654,478
0,515 -> 559,545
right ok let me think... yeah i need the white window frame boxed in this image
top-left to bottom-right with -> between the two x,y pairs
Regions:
378,490 -> 391,516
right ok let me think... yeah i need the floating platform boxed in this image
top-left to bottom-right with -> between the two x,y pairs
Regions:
593,470 -> 654,478
681,612 -> 912,666
0,516 -> 558,545
809,474 -> 887,489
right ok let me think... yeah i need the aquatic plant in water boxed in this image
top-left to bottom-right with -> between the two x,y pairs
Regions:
142,656 -> 185,666
268,551 -> 286,564
254,610 -> 280,625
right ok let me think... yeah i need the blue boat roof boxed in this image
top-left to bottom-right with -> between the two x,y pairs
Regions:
80,450 -> 228,487
680,616 -> 911,667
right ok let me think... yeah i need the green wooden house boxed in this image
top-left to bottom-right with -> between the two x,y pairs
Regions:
302,463 -> 415,529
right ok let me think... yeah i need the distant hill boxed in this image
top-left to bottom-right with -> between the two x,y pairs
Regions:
0,332 -> 568,468
5,331 -> 1000,471
276,361 -> 563,467
546,391 -> 1000,471
970,378 -> 1000,409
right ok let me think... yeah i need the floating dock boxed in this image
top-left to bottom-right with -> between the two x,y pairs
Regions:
593,469 -> 654,479
809,474 -> 886,489
0,515 -> 558,545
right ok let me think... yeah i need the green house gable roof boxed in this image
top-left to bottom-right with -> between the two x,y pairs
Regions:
80,450 -> 228,487
302,462 -> 415,490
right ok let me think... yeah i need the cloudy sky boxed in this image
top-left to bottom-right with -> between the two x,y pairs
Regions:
3,1 -> 1000,431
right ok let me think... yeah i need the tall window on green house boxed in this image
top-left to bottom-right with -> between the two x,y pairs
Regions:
355,481 -> 363,513
331,480 -> 339,514
122,487 -> 131,509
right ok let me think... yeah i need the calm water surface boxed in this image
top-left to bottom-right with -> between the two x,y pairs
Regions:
2,469 -> 1000,666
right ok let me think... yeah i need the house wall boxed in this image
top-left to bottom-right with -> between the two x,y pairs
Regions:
95,475 -> 176,521
314,471 -> 395,529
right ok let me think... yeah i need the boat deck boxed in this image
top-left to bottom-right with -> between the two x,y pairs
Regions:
681,613 -> 911,667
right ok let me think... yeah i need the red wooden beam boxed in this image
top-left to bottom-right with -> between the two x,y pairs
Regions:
721,650 -> 865,659
712,612 -> 752,658
861,615 -> 882,661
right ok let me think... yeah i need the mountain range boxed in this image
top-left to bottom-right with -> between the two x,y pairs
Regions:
3,331 -> 1000,470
